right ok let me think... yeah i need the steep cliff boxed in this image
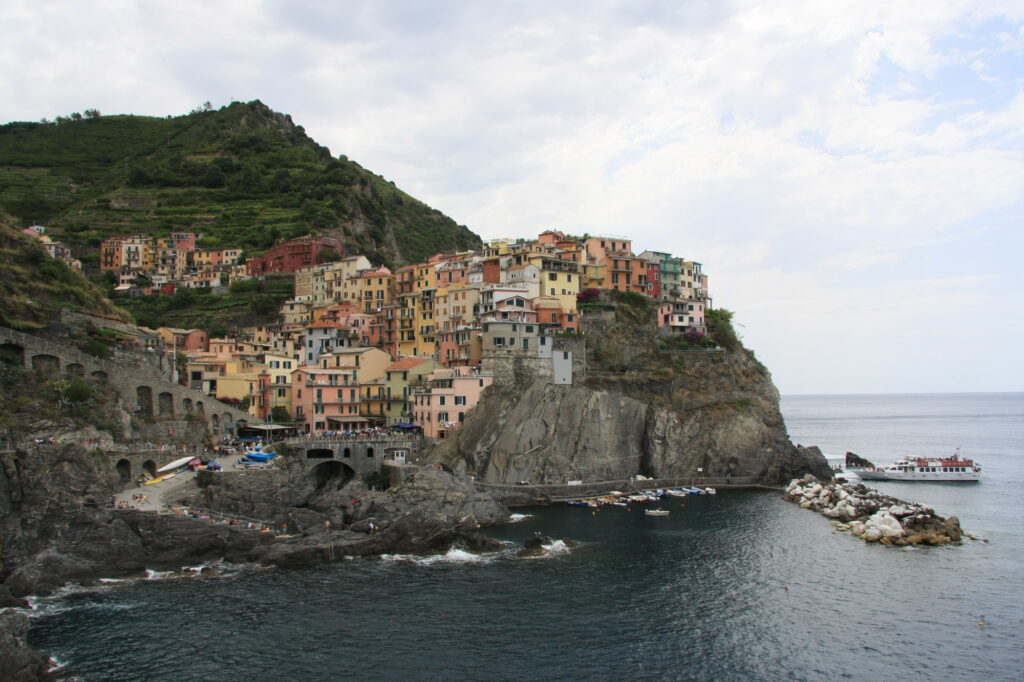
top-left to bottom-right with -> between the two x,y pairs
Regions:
431,295 -> 829,486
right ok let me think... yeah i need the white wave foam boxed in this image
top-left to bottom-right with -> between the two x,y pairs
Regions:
519,539 -> 577,560
144,569 -> 176,580
380,547 -> 496,565
508,513 -> 532,523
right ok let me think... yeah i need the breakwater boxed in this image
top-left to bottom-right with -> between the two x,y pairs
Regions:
783,475 -> 965,545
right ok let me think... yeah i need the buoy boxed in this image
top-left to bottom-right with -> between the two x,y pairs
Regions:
784,586 -> 789,591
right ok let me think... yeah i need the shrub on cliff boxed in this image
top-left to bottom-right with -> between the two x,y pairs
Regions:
705,308 -> 740,351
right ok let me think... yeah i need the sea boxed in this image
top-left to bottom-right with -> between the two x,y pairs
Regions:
23,393 -> 1024,681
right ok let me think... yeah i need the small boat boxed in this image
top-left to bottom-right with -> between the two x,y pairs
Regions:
244,450 -> 276,463
156,455 -> 193,473
666,489 -> 689,497
704,487 -> 717,495
857,449 -> 980,482
645,509 -> 670,517
565,499 -> 589,507
144,472 -> 176,485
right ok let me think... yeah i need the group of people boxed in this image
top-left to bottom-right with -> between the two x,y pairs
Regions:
114,493 -> 148,509
305,427 -> 422,441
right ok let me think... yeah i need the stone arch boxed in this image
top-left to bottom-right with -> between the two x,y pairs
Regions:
312,460 -> 355,491
65,362 -> 84,377
183,398 -> 193,413
211,413 -> 220,431
157,392 -> 174,417
307,448 -> 334,459
367,446 -> 375,458
142,459 -> 157,478
136,386 -> 154,418
116,458 -> 132,482
0,342 -> 25,367
91,370 -> 108,382
195,402 -> 205,416
343,447 -> 351,459
31,354 -> 60,374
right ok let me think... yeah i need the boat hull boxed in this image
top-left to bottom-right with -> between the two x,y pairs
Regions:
856,469 -> 980,482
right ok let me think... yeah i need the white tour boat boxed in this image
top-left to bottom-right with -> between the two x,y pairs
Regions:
856,450 -> 981,482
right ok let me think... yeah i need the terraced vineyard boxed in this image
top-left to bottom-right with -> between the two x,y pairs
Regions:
0,101 -> 480,269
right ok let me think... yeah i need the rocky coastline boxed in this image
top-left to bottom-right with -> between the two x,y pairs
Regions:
783,475 -> 965,545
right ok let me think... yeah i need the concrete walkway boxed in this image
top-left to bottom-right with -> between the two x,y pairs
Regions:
113,448 -> 251,512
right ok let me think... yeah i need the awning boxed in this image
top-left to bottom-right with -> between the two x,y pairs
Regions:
392,423 -> 422,430
244,423 -> 291,431
326,416 -> 369,424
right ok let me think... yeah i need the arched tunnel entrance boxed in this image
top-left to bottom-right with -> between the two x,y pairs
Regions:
312,460 -> 355,491
0,342 -> 24,367
116,458 -> 131,483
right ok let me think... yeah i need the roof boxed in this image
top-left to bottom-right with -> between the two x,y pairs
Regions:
386,357 -> 431,371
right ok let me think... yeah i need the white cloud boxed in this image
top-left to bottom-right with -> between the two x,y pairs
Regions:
0,0 -> 1022,392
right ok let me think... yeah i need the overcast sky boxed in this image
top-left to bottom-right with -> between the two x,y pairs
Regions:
2,1 -> 1022,395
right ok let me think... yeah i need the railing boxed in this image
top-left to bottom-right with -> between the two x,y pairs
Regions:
165,504 -> 279,530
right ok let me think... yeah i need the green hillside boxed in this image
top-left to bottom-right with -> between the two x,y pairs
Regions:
0,101 -> 481,269
0,210 -> 131,329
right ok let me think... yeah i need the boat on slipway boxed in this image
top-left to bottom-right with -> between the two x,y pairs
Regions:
856,450 -> 981,482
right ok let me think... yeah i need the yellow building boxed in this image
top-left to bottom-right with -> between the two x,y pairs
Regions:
395,292 -> 418,358
528,255 -> 581,312
351,266 -> 394,314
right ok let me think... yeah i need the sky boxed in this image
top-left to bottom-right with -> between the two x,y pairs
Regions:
1,0 -> 1022,395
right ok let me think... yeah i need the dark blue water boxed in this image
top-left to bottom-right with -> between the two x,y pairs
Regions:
26,394 -> 1024,681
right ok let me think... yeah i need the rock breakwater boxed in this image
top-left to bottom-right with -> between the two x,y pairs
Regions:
783,475 -> 963,545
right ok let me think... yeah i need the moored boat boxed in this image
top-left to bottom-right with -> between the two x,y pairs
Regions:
243,450 -> 276,463
857,449 -> 980,482
644,509 -> 670,517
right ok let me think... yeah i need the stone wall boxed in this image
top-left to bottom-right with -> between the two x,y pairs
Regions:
0,326 -> 251,437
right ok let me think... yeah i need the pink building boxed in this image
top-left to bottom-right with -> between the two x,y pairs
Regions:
290,364 -> 363,433
170,232 -> 198,251
657,300 -> 706,334
411,369 -> 493,439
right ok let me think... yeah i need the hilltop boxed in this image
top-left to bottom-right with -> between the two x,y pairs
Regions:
0,101 -> 480,268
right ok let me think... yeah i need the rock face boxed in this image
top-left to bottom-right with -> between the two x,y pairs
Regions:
783,475 -> 964,545
0,611 -> 50,681
433,348 -> 830,485
0,437 -> 509,600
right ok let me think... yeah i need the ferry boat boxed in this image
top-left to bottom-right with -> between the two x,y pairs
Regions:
856,450 -> 981,482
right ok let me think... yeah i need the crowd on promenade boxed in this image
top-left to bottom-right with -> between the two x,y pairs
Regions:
289,427 -> 423,442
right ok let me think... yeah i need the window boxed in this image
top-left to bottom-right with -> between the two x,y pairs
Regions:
523,338 -> 529,350
455,396 -> 466,405
438,411 -> 449,422
439,396 -> 446,406
526,325 -> 534,333
548,273 -> 557,281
